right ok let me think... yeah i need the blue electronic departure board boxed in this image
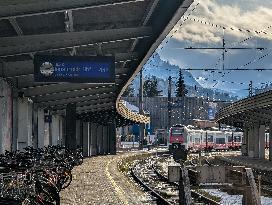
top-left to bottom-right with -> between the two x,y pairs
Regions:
34,55 -> 115,83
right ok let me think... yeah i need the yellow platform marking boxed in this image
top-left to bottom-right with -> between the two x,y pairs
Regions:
105,158 -> 129,205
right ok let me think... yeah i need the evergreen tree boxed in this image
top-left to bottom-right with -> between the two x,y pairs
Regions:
122,84 -> 135,97
175,70 -> 188,97
143,76 -> 162,97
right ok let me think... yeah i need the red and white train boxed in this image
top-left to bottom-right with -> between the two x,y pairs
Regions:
168,125 -> 245,151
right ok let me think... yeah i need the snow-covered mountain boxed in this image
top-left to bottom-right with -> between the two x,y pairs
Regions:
143,53 -> 201,87
130,53 -> 238,101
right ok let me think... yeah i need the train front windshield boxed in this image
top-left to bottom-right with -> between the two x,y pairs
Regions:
170,127 -> 185,143
171,128 -> 184,136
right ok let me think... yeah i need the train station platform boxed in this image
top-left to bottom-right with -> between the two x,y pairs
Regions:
218,155 -> 272,171
60,151 -> 151,205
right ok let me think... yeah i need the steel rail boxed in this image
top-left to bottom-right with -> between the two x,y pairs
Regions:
130,166 -> 172,205
152,164 -> 221,205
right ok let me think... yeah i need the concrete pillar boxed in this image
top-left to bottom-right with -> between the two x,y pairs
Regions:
268,122 -> 272,161
242,127 -> 248,156
269,123 -> 272,161
59,116 -> 65,145
17,98 -> 33,151
259,125 -> 265,159
253,124 -> 260,158
97,125 -> 103,154
51,115 -> 60,145
248,126 -> 254,157
32,104 -> 38,149
109,121 -> 117,155
102,126 -> 108,154
12,96 -> 18,151
82,122 -> 89,157
44,113 -> 50,147
37,109 -> 45,148
76,120 -> 82,148
79,121 -> 83,149
90,123 -> 98,156
65,104 -> 77,150
0,80 -> 12,153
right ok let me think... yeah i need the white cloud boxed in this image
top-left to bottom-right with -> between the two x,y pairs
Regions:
173,0 -> 272,44
158,0 -> 272,98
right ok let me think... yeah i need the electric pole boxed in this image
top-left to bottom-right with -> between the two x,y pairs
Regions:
249,81 -> 253,97
168,76 -> 172,131
139,68 -> 144,150
222,28 -> 225,71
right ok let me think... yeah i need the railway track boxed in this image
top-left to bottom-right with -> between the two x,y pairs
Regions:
131,156 -> 221,205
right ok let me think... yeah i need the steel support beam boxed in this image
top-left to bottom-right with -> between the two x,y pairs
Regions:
122,0 -> 159,68
77,106 -> 114,114
0,27 -> 152,57
23,84 -> 114,97
34,87 -> 114,103
38,93 -> 116,107
0,0 -> 147,20
8,17 -> 34,59
51,98 -> 114,111
77,102 -> 115,112
16,76 -> 123,89
54,102 -> 115,114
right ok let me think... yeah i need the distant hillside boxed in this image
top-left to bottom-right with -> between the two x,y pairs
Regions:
255,83 -> 272,95
131,53 -> 238,102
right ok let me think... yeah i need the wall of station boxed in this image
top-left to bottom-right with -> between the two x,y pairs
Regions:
0,78 -> 116,155
0,79 -> 12,153
81,122 -> 116,157
17,98 -> 33,150
0,78 -> 66,154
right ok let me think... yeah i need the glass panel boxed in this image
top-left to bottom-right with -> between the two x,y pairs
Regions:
216,138 -> 225,144
171,128 -> 184,135
207,135 -> 213,142
227,136 -> 232,142
234,136 -> 241,142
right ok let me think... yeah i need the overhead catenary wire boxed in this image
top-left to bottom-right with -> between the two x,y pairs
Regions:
141,1 -> 272,99
186,17 -> 272,37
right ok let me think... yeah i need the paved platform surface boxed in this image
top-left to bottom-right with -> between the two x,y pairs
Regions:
60,152 -> 152,205
219,155 -> 272,171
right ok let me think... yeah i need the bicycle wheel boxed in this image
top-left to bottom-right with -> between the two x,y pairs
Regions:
60,170 -> 72,190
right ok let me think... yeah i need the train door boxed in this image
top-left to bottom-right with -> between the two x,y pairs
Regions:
214,131 -> 227,150
233,133 -> 242,149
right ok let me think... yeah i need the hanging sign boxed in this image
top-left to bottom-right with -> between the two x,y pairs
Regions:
34,55 -> 115,83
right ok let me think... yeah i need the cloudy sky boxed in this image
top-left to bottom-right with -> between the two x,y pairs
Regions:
155,0 -> 272,98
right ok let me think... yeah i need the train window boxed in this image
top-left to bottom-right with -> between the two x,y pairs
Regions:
216,138 -> 225,144
171,128 -> 184,135
207,135 -> 213,142
227,136 -> 232,142
234,136 -> 241,142
195,138 -> 200,144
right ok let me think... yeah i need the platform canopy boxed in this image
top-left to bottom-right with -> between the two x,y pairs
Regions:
0,0 -> 193,126
215,90 -> 272,128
